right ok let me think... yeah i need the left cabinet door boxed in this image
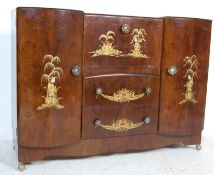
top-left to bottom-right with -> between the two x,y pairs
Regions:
16,8 -> 83,148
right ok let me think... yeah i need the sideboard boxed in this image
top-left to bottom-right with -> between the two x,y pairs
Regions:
11,7 -> 212,171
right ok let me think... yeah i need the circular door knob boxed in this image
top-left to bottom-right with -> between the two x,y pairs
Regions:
168,65 -> 177,76
71,65 -> 81,76
145,87 -> 152,95
144,116 -> 151,125
121,24 -> 130,34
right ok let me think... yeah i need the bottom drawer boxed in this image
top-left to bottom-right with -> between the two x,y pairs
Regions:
82,105 -> 158,139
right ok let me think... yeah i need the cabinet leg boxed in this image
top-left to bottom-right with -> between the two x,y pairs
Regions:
18,162 -> 25,171
196,144 -> 202,151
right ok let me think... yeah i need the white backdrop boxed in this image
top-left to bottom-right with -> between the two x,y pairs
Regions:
0,0 -> 213,140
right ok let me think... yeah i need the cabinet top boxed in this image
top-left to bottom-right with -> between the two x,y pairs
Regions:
14,7 -> 212,21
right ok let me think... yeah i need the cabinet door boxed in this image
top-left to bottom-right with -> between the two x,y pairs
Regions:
159,18 -> 212,136
84,14 -> 163,76
17,8 -> 83,147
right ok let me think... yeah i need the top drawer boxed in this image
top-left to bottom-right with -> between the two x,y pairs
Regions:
84,14 -> 163,75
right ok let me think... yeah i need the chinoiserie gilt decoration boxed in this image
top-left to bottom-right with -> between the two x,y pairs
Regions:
127,28 -> 149,58
179,55 -> 199,104
89,28 -> 149,58
37,55 -> 64,110
96,88 -> 145,103
89,31 -> 122,57
95,118 -> 144,132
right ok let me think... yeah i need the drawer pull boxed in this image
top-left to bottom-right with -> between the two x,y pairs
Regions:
121,24 -> 130,34
145,87 -> 152,95
94,116 -> 150,132
96,87 -> 151,103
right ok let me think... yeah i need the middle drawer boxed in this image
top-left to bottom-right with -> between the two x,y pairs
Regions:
83,74 -> 160,107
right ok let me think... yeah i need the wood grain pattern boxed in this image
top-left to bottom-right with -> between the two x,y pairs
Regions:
18,134 -> 201,163
16,8 -> 84,148
83,14 -> 163,76
12,7 -> 212,164
83,74 -> 160,106
159,17 -> 212,136
82,104 -> 159,139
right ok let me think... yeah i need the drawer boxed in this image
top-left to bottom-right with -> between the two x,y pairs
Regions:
82,105 -> 158,139
84,14 -> 163,75
83,74 -> 160,107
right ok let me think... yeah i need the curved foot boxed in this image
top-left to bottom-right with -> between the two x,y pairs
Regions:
196,144 -> 202,151
18,162 -> 25,171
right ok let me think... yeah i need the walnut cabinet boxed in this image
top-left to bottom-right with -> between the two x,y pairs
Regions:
11,7 -> 212,170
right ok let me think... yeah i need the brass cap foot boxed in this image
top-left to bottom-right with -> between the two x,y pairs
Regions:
18,162 -> 25,171
196,144 -> 202,151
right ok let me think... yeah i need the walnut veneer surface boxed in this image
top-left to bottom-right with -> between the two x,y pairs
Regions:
11,7 -> 212,163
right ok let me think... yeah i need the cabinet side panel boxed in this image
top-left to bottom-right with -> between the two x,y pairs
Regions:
11,9 -> 18,152
159,18 -> 212,136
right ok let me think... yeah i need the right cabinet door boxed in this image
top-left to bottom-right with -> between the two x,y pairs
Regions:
159,18 -> 212,136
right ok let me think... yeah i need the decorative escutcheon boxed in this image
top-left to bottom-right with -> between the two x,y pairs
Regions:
94,116 -> 151,132
121,24 -> 131,34
71,65 -> 81,77
168,65 -> 177,76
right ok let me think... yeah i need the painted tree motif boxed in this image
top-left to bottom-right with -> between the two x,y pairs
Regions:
37,54 -> 64,110
90,31 -> 122,57
127,28 -> 149,58
179,55 -> 199,104
183,55 -> 199,70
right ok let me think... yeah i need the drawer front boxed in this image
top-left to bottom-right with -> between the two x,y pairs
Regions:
84,14 -> 163,75
82,105 -> 158,139
83,74 -> 160,107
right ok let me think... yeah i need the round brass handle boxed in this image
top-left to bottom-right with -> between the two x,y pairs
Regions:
121,24 -> 130,34
71,65 -> 81,76
94,119 -> 102,128
144,116 -> 151,125
145,87 -> 152,95
96,87 -> 103,95
168,65 -> 177,76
